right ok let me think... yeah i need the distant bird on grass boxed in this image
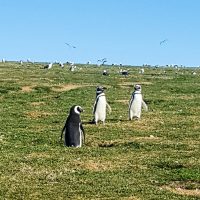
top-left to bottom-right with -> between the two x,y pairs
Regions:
102,69 -> 109,76
119,68 -> 129,77
44,63 -> 53,69
59,62 -> 64,68
70,64 -> 76,72
139,68 -> 144,74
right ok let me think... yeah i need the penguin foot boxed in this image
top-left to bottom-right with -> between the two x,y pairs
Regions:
89,119 -> 96,124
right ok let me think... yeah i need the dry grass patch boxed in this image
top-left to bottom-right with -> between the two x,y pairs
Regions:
21,84 -> 86,93
114,99 -> 129,104
163,186 -> 200,197
118,81 -> 152,89
134,81 -> 153,85
178,95 -> 196,100
131,122 -> 156,131
0,135 -> 5,142
119,82 -> 134,86
25,111 -> 54,119
51,84 -> 86,92
30,102 -> 45,106
165,95 -> 196,100
134,135 -> 161,141
26,152 -> 52,159
21,85 -> 34,92
1,78 -> 20,81
120,197 -> 141,200
119,81 -> 152,85
113,119 -> 156,131
98,136 -> 161,148
74,159 -> 115,171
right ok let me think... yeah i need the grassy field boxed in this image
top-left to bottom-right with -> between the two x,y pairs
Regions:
0,62 -> 199,200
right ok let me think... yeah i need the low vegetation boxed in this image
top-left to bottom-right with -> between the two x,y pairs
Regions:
0,62 -> 199,199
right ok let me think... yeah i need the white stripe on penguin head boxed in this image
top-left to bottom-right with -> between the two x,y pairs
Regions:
74,106 -> 82,114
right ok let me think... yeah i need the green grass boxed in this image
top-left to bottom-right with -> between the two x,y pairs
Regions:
0,62 -> 199,200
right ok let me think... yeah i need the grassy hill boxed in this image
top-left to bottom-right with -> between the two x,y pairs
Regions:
0,62 -> 199,200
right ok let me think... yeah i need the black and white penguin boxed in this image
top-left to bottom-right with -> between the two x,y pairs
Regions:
128,84 -> 148,120
92,86 -> 111,124
61,105 -> 85,147
102,69 -> 109,76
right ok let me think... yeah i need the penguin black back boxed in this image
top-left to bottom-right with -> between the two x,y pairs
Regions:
61,105 -> 84,147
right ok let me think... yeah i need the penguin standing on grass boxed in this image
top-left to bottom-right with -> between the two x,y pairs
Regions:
128,84 -> 148,120
61,105 -> 85,147
92,86 -> 111,124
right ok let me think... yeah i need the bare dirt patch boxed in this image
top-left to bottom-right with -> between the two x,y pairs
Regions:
21,86 -> 34,92
21,84 -> 91,93
51,84 -> 85,92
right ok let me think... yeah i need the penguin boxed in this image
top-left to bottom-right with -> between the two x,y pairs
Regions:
92,86 -> 111,124
102,69 -> 109,76
128,84 -> 148,120
61,105 -> 85,147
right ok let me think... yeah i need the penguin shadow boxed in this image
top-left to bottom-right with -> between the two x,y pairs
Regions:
82,118 -> 142,126
82,120 -> 96,125
82,119 -> 131,125
107,118 -> 140,123
58,137 -> 65,146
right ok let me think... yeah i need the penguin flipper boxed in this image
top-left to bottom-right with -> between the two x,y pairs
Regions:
142,100 -> 148,111
60,123 -> 66,141
92,101 -> 97,114
128,95 -> 134,110
80,123 -> 85,144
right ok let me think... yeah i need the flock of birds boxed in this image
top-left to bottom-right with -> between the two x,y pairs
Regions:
1,58 -> 199,76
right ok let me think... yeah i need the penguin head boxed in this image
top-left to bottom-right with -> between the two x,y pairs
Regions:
134,84 -> 141,91
70,105 -> 84,115
96,86 -> 106,94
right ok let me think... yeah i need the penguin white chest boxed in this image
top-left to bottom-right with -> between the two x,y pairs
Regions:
95,96 -> 107,121
129,94 -> 142,118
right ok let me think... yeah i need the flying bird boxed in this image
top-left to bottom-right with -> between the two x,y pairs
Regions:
97,58 -> 107,65
97,58 -> 107,62
65,43 -> 76,48
160,39 -> 168,45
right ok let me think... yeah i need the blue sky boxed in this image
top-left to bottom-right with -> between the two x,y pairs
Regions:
0,0 -> 200,66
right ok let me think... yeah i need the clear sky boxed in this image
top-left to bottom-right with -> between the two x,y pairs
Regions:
0,0 -> 200,66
